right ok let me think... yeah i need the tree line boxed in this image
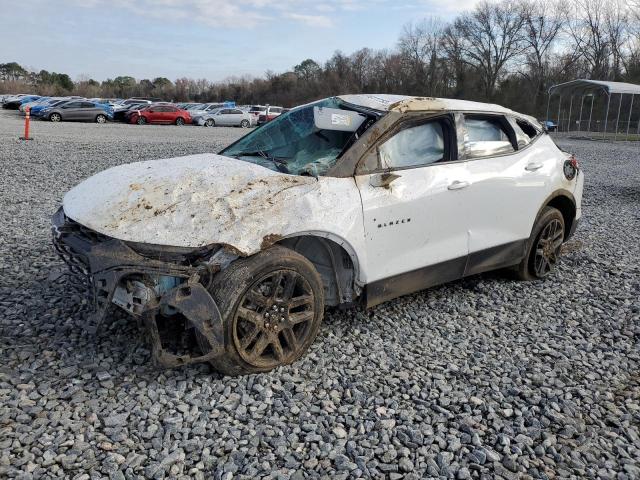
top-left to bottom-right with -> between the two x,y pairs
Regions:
2,0 -> 639,118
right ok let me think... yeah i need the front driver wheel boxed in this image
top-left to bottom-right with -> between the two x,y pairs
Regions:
516,207 -> 565,280
197,246 -> 324,375
137,116 -> 147,125
50,113 -> 61,122
205,119 -> 214,127
175,117 -> 185,126
240,119 -> 250,128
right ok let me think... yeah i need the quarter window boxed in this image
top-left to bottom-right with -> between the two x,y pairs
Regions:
464,116 -> 514,158
516,119 -> 539,140
379,121 -> 445,169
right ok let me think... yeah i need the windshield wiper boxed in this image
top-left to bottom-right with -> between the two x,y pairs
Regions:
234,150 -> 290,174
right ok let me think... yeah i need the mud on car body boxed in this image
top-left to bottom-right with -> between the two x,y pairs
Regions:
53,94 -> 584,375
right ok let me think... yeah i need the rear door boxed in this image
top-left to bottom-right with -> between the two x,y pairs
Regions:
61,101 -> 84,120
217,109 -> 232,125
229,108 -> 244,126
81,102 -> 97,120
461,114 -> 551,274
355,115 -> 471,303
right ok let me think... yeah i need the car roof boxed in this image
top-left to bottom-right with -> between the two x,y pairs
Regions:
338,94 -> 515,115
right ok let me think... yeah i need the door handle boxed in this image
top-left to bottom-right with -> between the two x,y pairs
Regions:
447,180 -> 470,190
525,162 -> 543,171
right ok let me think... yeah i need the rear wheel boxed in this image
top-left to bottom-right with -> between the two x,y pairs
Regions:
240,119 -> 250,128
205,118 -> 214,127
197,246 -> 324,375
96,114 -> 107,124
49,113 -> 61,122
137,116 -> 147,125
515,207 -> 565,280
175,117 -> 185,126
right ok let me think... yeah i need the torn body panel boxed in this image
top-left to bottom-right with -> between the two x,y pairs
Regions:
63,154 -> 368,282
52,208 -> 226,367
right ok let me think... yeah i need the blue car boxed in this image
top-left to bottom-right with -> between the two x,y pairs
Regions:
30,99 -> 71,117
543,120 -> 558,132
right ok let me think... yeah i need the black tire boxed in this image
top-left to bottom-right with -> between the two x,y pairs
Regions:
49,113 -> 61,122
515,207 -> 565,280
205,118 -> 214,127
240,119 -> 250,128
197,246 -> 324,375
137,116 -> 147,125
96,114 -> 107,124
175,117 -> 185,126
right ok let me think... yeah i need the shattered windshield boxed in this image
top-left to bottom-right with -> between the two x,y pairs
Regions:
222,98 -> 370,177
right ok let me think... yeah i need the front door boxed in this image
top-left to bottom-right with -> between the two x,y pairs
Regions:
355,116 -> 471,305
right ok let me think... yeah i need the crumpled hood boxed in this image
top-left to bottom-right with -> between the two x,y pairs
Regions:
63,154 -> 319,253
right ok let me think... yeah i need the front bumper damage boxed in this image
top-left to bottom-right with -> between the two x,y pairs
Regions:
51,207 -> 227,367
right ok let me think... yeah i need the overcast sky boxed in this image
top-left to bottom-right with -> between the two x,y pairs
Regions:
1,0 -> 478,82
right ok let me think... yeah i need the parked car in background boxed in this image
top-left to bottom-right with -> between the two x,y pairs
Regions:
40,100 -> 113,123
193,108 -> 253,127
19,96 -> 51,113
30,98 -> 73,117
129,104 -> 192,125
3,95 -> 40,110
188,103 -> 226,117
542,120 -> 558,132
113,102 -> 148,122
248,105 -> 266,123
257,106 -> 284,125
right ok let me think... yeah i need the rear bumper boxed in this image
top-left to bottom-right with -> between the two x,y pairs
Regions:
51,207 -> 224,366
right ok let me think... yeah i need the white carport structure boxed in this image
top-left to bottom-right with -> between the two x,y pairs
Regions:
547,79 -> 640,139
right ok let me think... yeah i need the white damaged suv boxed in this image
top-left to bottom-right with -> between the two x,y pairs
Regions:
53,94 -> 583,375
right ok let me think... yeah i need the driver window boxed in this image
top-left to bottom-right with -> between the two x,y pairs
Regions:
378,121 -> 445,169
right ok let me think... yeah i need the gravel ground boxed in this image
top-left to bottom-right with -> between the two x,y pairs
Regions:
0,109 -> 639,480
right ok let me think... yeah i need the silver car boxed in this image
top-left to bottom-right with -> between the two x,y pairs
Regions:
195,108 -> 253,127
41,100 -> 112,123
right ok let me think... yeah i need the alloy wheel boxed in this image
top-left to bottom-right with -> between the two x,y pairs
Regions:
50,113 -> 61,122
533,218 -> 564,277
232,269 -> 316,369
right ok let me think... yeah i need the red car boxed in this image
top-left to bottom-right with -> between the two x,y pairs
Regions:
129,105 -> 192,125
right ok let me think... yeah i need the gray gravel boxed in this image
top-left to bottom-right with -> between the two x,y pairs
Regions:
1,109 -> 639,479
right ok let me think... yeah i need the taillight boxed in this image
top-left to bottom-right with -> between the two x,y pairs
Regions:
563,154 -> 578,180
569,154 -> 579,170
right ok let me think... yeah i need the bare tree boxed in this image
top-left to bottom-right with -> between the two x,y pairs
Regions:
565,0 -> 610,79
521,0 -> 565,103
398,18 -> 444,94
453,0 -> 528,100
604,0 -> 631,79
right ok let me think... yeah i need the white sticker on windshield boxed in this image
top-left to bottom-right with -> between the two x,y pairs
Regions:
331,113 -> 350,126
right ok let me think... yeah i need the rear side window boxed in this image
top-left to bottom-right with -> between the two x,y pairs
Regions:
82,102 -> 95,108
464,116 -> 514,158
379,121 -> 445,169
